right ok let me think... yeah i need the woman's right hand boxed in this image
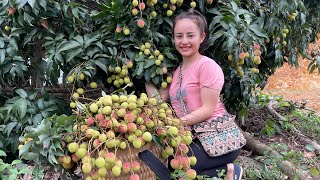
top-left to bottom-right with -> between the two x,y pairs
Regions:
145,81 -> 158,98
145,82 -> 170,103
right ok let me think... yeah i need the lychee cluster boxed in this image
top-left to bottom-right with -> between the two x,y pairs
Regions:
228,43 -> 262,77
66,71 -> 100,108
106,61 -> 134,89
288,11 -> 297,21
251,43 -> 261,74
58,92 -> 196,179
275,28 -> 290,48
139,41 -> 173,88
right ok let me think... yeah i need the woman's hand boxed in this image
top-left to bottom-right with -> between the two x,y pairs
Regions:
145,82 -> 169,103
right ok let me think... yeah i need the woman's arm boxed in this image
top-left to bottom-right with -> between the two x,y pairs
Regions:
145,82 -> 170,102
180,87 -> 220,126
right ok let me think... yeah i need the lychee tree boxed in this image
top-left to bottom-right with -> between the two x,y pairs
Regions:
0,0 -> 320,162
1,0 -> 320,113
1,0 -> 320,179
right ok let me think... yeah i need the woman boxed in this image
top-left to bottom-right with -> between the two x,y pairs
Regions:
146,9 -> 244,180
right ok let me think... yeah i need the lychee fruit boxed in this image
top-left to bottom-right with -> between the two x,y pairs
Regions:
132,161 -> 140,172
137,19 -> 145,28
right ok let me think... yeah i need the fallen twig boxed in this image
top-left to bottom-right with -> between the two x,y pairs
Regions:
267,100 -> 320,155
243,132 -> 308,180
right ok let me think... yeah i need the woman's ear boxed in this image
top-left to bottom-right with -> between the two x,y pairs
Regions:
201,32 -> 206,43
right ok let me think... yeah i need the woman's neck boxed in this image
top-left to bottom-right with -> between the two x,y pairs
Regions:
182,53 -> 203,69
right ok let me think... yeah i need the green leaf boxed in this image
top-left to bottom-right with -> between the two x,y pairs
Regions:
18,168 -> 32,175
143,60 -> 154,69
32,114 -> 42,124
94,59 -> 108,74
310,167 -> 319,177
23,28 -> 37,45
0,150 -> 6,156
56,114 -> 71,125
39,0 -> 47,10
15,89 -> 28,98
74,35 -> 84,47
58,40 -> 81,53
136,62 -> 144,76
152,135 -> 162,147
20,152 -> 38,160
305,144 -> 315,152
65,47 -> 82,63
16,98 -> 27,119
248,24 -> 268,38
27,0 -> 35,8
231,1 -> 239,12
9,38 -> 18,51
144,69 -> 151,81
17,0 -> 28,9
4,122 -> 18,137
0,49 -> 5,64
221,15 -> 236,25
0,38 -> 4,48
19,141 -> 32,157
11,159 -> 22,165
38,134 -> 49,143
0,164 -> 9,173
23,12 -> 35,25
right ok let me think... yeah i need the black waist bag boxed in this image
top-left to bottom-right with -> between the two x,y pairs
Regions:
138,150 -> 171,180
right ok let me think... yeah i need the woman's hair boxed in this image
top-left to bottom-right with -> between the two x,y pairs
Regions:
173,9 -> 208,53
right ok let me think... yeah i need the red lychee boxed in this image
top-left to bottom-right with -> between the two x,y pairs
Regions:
130,174 -> 140,180
138,2 -> 145,10
238,52 -> 245,60
170,158 -> 180,170
86,117 -> 95,126
71,153 -> 80,162
93,139 -> 100,148
177,143 -> 189,155
124,112 -> 136,123
105,152 -> 116,164
96,113 -> 105,121
137,19 -> 145,28
132,161 -> 140,172
254,43 -> 261,50
180,156 -> 190,170
122,162 -> 131,173
8,7 -> 15,15
186,169 -> 197,179
98,119 -> 108,128
128,122 -> 137,133
117,124 -> 128,134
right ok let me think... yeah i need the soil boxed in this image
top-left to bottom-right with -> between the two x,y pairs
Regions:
263,41 -> 320,114
240,41 -> 320,179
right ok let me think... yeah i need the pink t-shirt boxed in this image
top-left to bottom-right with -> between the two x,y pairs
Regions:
169,56 -> 226,121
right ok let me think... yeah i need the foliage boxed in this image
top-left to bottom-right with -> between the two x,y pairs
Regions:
171,168 -> 221,180
0,88 -> 69,153
289,110 -> 320,142
244,142 -> 320,179
19,114 -> 76,164
1,0 -> 320,114
0,149 -> 32,180
0,0 -> 319,179
244,92 -> 320,179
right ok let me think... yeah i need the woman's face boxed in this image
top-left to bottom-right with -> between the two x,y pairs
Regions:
173,19 -> 205,60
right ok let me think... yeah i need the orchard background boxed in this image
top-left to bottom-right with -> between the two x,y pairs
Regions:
0,0 -> 320,179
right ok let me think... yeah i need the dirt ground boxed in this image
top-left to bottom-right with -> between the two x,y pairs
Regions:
263,44 -> 320,114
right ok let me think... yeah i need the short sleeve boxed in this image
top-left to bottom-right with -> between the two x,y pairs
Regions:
199,60 -> 224,90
